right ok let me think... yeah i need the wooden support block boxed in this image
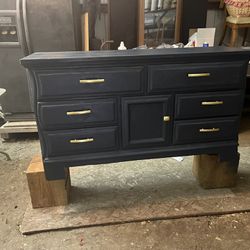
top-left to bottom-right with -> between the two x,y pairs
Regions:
26,155 -> 70,208
193,154 -> 238,189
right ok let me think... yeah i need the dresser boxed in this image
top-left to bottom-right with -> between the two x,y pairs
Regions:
21,47 -> 250,181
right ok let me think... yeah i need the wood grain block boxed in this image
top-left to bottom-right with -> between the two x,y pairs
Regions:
193,154 -> 238,189
26,155 -> 70,208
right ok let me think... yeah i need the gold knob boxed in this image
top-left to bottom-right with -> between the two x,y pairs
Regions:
163,116 -> 170,122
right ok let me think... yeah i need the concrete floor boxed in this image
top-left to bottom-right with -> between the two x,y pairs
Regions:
1,116 -> 250,250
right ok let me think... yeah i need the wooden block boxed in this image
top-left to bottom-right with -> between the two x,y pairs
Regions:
26,155 -> 70,208
193,154 -> 238,189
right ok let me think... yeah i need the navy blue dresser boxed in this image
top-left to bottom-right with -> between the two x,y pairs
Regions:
21,47 -> 250,180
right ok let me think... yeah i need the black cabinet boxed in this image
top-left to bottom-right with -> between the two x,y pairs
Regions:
122,96 -> 173,148
20,47 -> 250,180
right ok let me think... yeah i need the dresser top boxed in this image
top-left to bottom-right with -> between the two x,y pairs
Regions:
21,47 -> 250,69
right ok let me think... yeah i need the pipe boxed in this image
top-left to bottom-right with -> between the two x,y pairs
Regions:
16,0 -> 27,53
22,0 -> 32,54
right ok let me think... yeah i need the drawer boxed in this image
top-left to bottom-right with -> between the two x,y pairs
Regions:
44,127 -> 118,157
36,67 -> 144,99
148,61 -> 244,93
175,91 -> 243,119
173,117 -> 239,145
38,98 -> 117,130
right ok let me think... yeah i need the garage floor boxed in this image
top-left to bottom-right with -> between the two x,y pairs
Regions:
1,116 -> 250,250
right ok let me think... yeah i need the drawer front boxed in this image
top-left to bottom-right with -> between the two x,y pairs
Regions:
37,67 -> 144,99
175,91 -> 243,119
38,98 -> 117,130
44,127 -> 118,157
173,117 -> 239,144
148,62 -> 244,93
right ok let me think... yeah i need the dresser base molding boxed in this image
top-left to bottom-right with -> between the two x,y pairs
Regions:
193,154 -> 239,189
43,141 -> 238,181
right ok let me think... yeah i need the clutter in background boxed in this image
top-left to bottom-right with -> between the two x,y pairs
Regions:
172,157 -> 184,162
118,41 -> 127,50
185,28 -> 216,47
133,43 -> 184,49
130,27 -> 216,50
145,0 -> 177,12
157,42 -> 184,48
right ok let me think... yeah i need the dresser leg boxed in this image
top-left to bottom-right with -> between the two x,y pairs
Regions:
44,162 -> 69,181
192,153 -> 239,189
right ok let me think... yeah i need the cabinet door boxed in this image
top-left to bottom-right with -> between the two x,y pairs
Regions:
122,96 -> 173,148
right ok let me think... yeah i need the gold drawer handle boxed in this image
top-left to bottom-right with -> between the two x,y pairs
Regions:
79,79 -> 104,84
188,73 -> 210,78
201,101 -> 224,106
163,116 -> 170,122
66,110 -> 91,116
199,128 -> 220,133
70,138 -> 94,144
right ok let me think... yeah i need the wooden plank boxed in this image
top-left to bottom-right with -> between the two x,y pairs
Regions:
137,0 -> 145,46
82,12 -> 89,51
21,197 -> 250,235
175,0 -> 183,43
2,121 -> 37,127
0,121 -> 37,134
0,127 -> 37,133
26,155 -> 70,208
21,159 -> 250,234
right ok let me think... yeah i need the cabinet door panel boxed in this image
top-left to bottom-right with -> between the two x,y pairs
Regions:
122,96 -> 173,148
